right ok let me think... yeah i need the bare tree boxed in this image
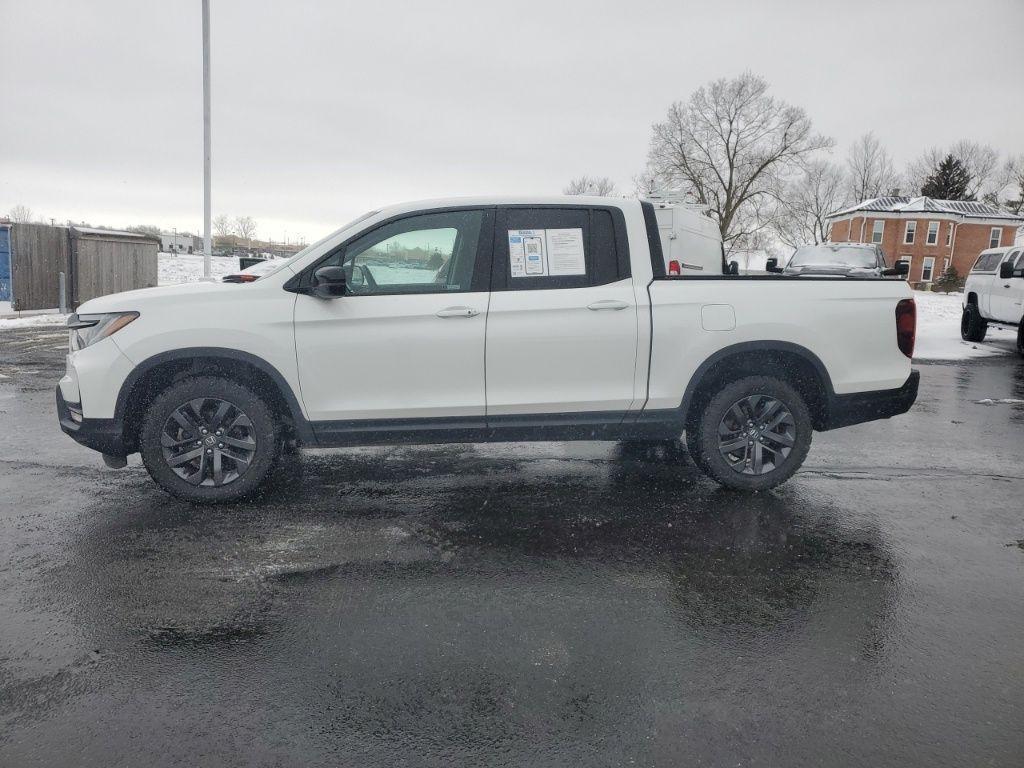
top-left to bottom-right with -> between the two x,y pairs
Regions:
646,72 -> 833,253
213,214 -> 233,238
8,205 -> 34,223
772,160 -> 849,248
233,216 -> 257,245
906,141 -> 1001,201
846,132 -> 899,202
1001,155 -> 1024,215
563,175 -> 617,196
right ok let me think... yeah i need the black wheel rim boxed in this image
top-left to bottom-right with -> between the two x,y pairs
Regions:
717,394 -> 795,475
160,398 -> 257,487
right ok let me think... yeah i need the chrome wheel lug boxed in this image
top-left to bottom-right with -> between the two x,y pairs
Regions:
217,442 -> 223,448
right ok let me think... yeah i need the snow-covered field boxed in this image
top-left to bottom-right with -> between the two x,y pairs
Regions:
2,261 -> 1019,363
158,252 -> 241,284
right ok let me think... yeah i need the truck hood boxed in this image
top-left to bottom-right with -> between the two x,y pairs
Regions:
784,265 -> 881,277
76,280 -> 260,314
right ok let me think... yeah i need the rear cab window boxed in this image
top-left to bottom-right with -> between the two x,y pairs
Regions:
491,206 -> 630,291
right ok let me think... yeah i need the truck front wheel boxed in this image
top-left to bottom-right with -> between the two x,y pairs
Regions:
688,376 -> 812,491
960,304 -> 987,342
139,375 -> 281,503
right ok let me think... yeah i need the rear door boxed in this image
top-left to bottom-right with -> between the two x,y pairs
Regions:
484,206 -> 640,419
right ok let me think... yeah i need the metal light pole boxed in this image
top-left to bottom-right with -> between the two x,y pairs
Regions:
202,0 -> 212,279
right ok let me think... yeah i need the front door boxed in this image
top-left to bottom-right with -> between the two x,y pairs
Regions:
294,208 -> 493,423
484,206 -> 640,419
990,249 -> 1023,323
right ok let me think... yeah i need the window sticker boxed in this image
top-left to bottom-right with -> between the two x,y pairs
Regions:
508,228 -> 586,277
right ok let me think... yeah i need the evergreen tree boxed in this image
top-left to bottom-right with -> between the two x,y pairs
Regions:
933,263 -> 963,293
920,155 -> 972,200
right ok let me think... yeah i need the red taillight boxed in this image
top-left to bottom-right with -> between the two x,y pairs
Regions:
668,259 -> 681,276
896,298 -> 916,358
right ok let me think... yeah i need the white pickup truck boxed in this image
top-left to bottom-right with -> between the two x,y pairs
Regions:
961,245 -> 1024,355
57,196 -> 919,502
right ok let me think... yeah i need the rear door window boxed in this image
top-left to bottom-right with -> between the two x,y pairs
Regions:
492,207 -> 629,291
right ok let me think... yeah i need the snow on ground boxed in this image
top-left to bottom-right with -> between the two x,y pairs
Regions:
0,312 -> 68,329
158,252 -> 241,284
913,290 -> 1017,361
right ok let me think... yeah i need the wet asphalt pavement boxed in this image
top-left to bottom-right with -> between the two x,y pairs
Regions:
1,325 -> 1022,767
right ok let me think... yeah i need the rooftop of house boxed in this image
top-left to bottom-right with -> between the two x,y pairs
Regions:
829,196 -> 1023,222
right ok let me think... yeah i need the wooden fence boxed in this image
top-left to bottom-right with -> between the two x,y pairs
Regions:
7,224 -> 159,311
9,223 -> 70,311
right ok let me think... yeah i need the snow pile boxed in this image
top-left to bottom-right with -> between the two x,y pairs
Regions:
0,312 -> 68,329
158,253 -> 241,284
913,290 -> 1017,361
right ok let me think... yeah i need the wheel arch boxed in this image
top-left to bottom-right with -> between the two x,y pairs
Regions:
115,348 -> 314,452
680,341 -> 835,432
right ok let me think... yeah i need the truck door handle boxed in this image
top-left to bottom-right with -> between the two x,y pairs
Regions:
436,306 -> 480,318
587,300 -> 629,311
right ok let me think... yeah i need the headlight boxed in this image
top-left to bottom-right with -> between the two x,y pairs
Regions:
67,312 -> 139,351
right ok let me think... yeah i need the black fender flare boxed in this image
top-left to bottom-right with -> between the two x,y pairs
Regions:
678,340 -> 836,424
114,347 -> 315,444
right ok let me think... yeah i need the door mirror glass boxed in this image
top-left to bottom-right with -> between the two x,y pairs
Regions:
999,260 -> 1014,279
765,257 -> 780,273
884,260 -> 910,277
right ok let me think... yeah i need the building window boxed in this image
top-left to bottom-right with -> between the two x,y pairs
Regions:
871,220 -> 884,244
946,224 -> 953,246
926,221 -> 939,245
904,221 -> 916,244
921,256 -> 935,282
989,227 -> 1001,248
942,257 -> 949,275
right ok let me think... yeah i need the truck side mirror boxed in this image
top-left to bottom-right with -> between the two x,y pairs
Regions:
765,257 -> 783,273
999,261 -> 1014,279
312,265 -> 347,298
727,260 -> 740,276
883,260 -> 910,277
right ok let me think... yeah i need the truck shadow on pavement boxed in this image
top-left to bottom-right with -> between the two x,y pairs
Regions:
59,442 -> 898,657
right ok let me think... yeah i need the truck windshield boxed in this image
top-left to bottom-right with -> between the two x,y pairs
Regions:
788,245 -> 877,268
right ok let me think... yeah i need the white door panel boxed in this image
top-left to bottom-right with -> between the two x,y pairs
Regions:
294,292 -> 488,421
485,279 -> 639,415
990,251 -> 1023,323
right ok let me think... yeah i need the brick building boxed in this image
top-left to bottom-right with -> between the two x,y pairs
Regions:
826,197 -> 1023,286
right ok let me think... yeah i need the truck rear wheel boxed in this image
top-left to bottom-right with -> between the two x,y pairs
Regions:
139,375 -> 281,503
961,304 -> 987,342
688,376 -> 812,491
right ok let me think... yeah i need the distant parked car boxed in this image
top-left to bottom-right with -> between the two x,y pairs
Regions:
961,246 -> 1024,355
767,243 -> 907,278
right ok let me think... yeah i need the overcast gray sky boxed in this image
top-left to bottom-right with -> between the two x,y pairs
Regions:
2,0 -> 1022,242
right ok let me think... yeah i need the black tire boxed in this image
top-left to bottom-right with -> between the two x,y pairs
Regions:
1017,322 -> 1024,358
961,304 -> 987,342
687,376 -> 812,492
139,375 -> 281,503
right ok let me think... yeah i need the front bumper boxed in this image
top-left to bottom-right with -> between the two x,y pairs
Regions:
56,386 -> 127,456
821,369 -> 920,430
